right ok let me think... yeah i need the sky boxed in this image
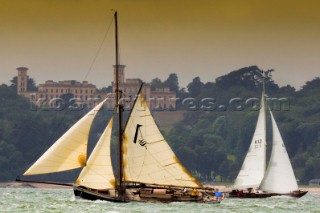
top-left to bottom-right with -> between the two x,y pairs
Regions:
1,0 -> 320,90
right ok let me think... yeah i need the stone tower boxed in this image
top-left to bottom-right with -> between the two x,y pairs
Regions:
16,67 -> 28,95
113,65 -> 125,85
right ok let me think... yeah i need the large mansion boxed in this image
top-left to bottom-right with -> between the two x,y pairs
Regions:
16,66 -> 176,110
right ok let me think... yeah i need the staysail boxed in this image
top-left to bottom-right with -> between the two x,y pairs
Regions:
75,118 -> 115,190
24,100 -> 106,175
123,92 -> 202,188
259,111 -> 298,193
234,93 -> 266,189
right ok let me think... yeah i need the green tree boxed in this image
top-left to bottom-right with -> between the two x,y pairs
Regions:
187,77 -> 204,97
150,78 -> 163,91
10,76 -> 38,92
164,73 -> 179,93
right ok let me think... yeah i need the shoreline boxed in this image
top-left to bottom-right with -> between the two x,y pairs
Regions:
1,182 -> 319,194
0,181 -> 72,189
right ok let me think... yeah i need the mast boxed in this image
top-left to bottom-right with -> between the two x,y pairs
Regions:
261,70 -> 267,173
114,11 -> 125,200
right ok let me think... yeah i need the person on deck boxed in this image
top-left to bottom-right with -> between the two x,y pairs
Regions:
214,188 -> 224,201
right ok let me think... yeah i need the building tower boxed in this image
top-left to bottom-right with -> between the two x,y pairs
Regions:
113,65 -> 126,93
16,67 -> 28,95
113,65 -> 125,85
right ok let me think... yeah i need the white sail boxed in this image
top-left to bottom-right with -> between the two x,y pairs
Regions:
75,118 -> 115,190
24,100 -> 106,175
234,93 -> 266,189
260,111 -> 298,193
123,93 -> 202,188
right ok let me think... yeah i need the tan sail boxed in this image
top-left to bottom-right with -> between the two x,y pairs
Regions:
24,100 -> 106,175
75,118 -> 115,189
123,93 -> 202,188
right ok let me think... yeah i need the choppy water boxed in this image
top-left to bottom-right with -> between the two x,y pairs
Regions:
1,188 -> 319,213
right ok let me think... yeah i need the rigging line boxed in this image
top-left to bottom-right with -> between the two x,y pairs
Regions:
83,15 -> 114,81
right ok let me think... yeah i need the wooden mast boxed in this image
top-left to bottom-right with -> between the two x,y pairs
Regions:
114,11 -> 125,201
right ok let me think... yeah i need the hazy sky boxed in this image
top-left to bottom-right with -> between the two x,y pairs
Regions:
1,0 -> 320,89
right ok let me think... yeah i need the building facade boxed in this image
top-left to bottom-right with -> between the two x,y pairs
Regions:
16,66 -> 176,110
111,65 -> 176,110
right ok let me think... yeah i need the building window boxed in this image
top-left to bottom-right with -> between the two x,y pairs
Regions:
61,89 -> 63,93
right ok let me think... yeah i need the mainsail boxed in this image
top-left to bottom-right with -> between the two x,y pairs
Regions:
259,111 -> 298,193
123,92 -> 202,188
75,118 -> 115,190
234,93 -> 266,189
24,100 -> 106,175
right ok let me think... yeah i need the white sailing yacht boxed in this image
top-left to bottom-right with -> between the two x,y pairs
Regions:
230,88 -> 307,198
233,92 -> 267,191
22,11 -> 220,204
259,111 -> 307,197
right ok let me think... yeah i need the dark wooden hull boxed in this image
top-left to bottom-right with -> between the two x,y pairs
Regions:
73,185 -> 221,204
270,190 -> 308,198
74,185 -> 127,202
227,190 -> 308,199
228,192 -> 272,198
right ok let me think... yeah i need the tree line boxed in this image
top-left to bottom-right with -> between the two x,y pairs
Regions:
0,65 -> 319,184
165,66 -> 320,183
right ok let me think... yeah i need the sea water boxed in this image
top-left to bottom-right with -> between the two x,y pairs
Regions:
1,188 -> 319,213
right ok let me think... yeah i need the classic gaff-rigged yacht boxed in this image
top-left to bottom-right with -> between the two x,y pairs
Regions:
229,75 -> 307,198
22,11 -> 220,204
72,87 -> 219,203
